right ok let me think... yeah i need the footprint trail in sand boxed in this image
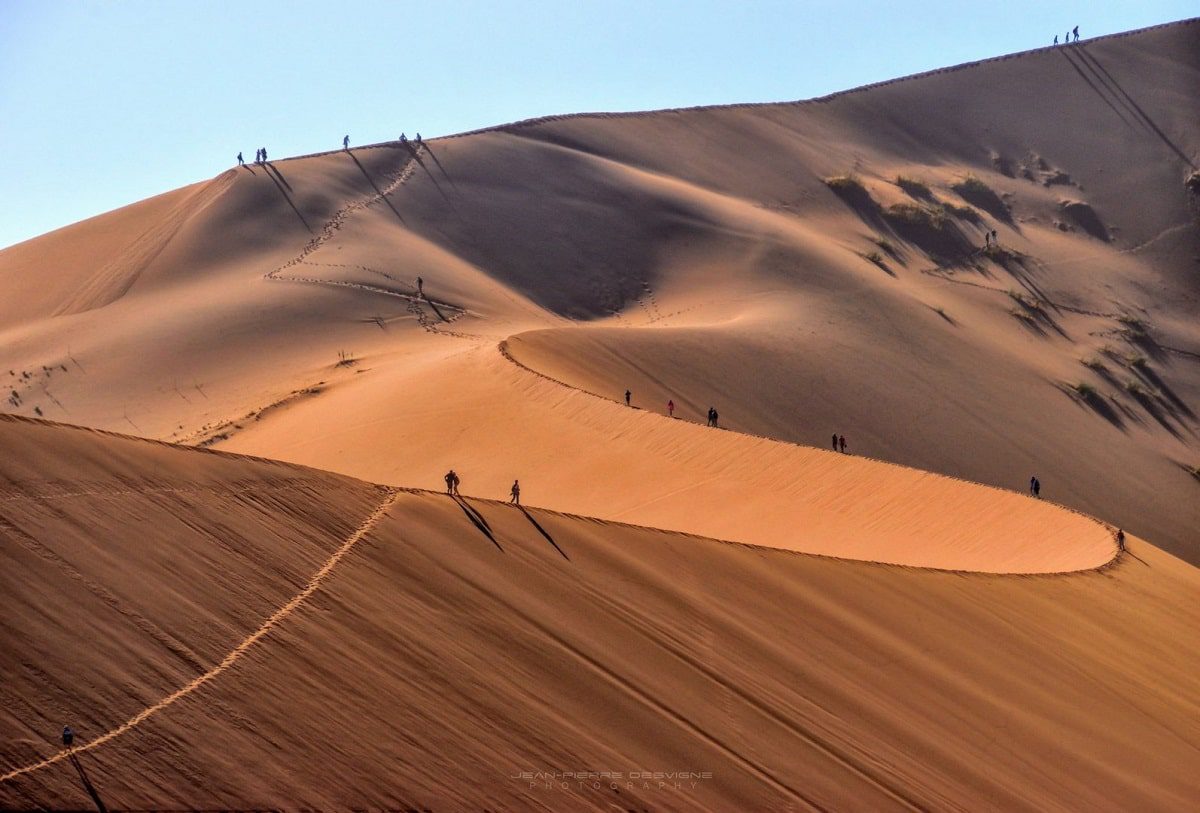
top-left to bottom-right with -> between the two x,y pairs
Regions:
0,488 -> 400,784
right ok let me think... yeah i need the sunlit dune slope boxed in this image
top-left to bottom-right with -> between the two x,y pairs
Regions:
218,341 -> 1116,573
0,20 -> 1197,562
1,417 -> 1198,811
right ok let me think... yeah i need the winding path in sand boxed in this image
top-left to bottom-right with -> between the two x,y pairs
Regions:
0,488 -> 399,784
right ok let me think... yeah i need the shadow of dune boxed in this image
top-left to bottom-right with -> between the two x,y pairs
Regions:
520,507 -> 569,560
453,496 -> 502,551
69,752 -> 110,813
347,152 -> 406,225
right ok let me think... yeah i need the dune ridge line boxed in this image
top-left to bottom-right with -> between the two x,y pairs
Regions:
0,488 -> 399,784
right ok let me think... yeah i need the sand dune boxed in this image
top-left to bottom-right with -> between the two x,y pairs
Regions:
1,416 -> 1198,810
2,18 -> 1199,810
1,21 -> 1196,562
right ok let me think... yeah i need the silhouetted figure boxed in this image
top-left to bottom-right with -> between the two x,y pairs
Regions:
667,399 -> 675,418
1065,30 -> 1071,44
400,132 -> 408,143
510,479 -> 520,505
990,229 -> 998,245
261,147 -> 268,162
1116,528 -> 1125,551
237,151 -> 244,166
625,389 -> 631,407
416,276 -> 424,295
832,433 -> 838,451
62,726 -> 74,748
1053,34 -> 1059,46
707,407 -> 719,428
839,434 -> 847,453
1034,478 -> 1041,498
416,132 -> 423,144
452,471 -> 461,495
445,470 -> 456,494
343,134 -> 350,150
1073,25 -> 1079,42
255,148 -> 262,164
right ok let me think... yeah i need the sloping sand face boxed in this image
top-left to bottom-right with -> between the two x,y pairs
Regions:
1,23 -> 1197,563
217,341 -> 1115,573
1,417 -> 1198,810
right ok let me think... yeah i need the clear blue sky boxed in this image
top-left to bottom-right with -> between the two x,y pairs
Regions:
1,0 -> 1193,249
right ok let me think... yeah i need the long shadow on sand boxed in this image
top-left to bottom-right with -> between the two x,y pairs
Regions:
261,162 -> 312,233
69,752 -> 110,813
1076,46 -> 1196,169
520,507 -> 569,560
347,151 -> 406,225
453,495 -> 502,551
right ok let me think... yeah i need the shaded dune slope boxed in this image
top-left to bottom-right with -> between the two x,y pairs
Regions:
0,416 -> 1198,810
0,22 -> 1196,561
0,417 -> 1195,810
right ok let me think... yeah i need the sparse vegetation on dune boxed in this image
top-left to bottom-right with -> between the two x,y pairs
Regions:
872,236 -> 897,255
938,202 -> 982,223
1072,381 -> 1098,399
895,175 -> 932,199
1116,314 -> 1147,335
951,175 -> 1011,223
1007,289 -> 1043,312
1081,357 -> 1107,372
824,173 -> 876,210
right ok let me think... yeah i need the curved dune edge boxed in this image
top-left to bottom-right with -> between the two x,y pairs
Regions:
500,332 -> 1119,574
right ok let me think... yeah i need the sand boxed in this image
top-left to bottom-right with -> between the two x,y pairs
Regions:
1,17 -> 1199,810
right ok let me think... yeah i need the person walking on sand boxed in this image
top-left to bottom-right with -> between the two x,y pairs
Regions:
343,134 -> 350,150
832,433 -> 839,451
839,434 -> 847,453
416,132 -> 423,144
62,726 -> 73,748
445,470 -> 454,494
400,132 -> 408,143
416,276 -> 424,296
1053,34 -> 1059,46
1116,528 -> 1125,551
237,151 -> 244,166
1073,25 -> 1079,42
1034,477 -> 1041,498
625,389 -> 631,407
510,479 -> 520,505
667,399 -> 675,418
261,147 -> 268,162
708,407 -> 719,428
